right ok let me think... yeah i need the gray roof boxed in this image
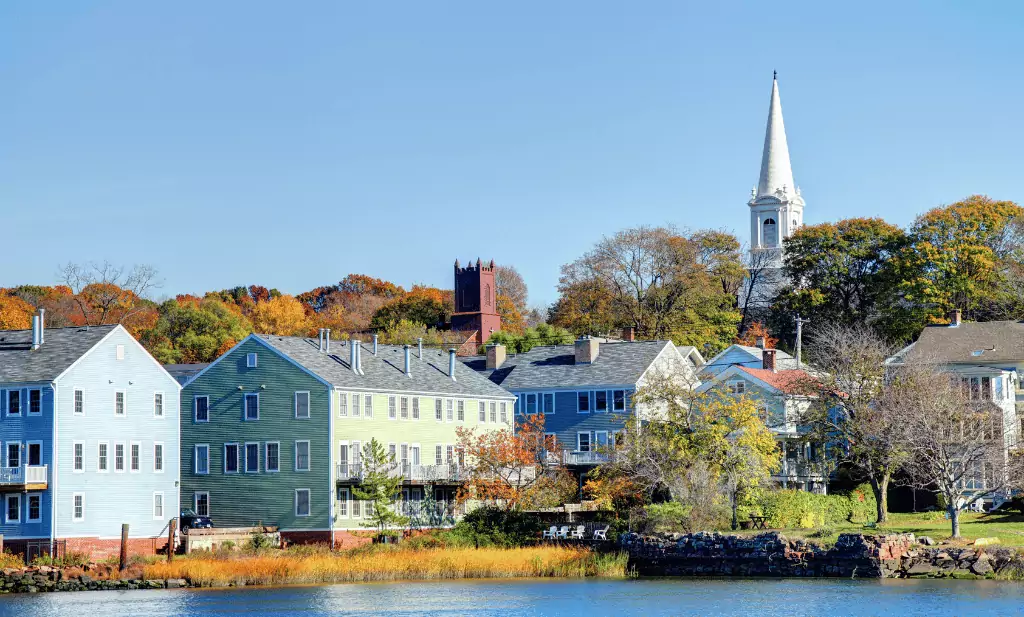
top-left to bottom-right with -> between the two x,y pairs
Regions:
254,336 -> 514,399
702,344 -> 803,372
0,325 -> 118,383
906,321 -> 1024,364
462,340 -> 674,390
164,363 -> 210,380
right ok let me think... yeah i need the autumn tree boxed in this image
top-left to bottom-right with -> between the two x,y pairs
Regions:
548,279 -> 618,336
370,286 -> 452,331
494,265 -> 529,314
6,285 -> 80,327
249,295 -> 310,336
353,439 -> 409,534
58,261 -> 160,326
734,321 -> 778,349
142,297 -> 253,364
0,294 -> 34,329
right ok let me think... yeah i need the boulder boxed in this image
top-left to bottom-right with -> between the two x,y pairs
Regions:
975,537 -> 1000,547
906,561 -> 935,576
971,556 -> 993,575
918,536 -> 935,546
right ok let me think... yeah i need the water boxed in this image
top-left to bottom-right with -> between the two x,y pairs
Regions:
1,578 -> 1023,616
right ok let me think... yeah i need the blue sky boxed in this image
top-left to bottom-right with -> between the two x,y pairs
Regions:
2,1 -> 1022,308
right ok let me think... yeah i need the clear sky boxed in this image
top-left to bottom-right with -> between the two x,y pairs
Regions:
2,1 -> 1022,308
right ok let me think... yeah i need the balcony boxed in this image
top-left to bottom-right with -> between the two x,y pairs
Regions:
562,451 -> 613,466
0,465 -> 48,490
336,463 -> 466,484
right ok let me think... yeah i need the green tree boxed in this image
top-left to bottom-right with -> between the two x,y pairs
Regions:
370,289 -> 451,331
484,323 -> 575,353
142,297 -> 252,364
353,439 -> 409,534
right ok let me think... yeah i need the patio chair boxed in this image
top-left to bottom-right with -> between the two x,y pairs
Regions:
555,526 -> 569,540
593,525 -> 609,541
542,526 -> 557,540
570,525 -> 585,540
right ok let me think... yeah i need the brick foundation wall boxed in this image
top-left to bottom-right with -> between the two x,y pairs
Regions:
279,530 -> 332,546
62,536 -> 167,561
332,530 -> 374,550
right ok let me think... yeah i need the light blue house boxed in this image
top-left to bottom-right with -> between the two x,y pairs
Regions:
0,313 -> 180,560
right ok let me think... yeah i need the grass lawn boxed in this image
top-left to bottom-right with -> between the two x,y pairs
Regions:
774,511 -> 1024,547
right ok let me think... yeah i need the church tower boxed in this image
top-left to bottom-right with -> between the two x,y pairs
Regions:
748,72 -> 804,260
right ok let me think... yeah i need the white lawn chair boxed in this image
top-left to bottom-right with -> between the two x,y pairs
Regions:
555,526 -> 569,540
593,525 -> 609,541
570,525 -> 585,540
542,526 -> 557,540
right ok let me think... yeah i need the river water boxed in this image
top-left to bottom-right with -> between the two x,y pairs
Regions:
1,578 -> 1023,616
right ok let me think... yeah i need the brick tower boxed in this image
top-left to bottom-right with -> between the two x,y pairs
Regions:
450,258 -> 501,347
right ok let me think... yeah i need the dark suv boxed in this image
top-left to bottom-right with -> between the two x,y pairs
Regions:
179,508 -> 213,531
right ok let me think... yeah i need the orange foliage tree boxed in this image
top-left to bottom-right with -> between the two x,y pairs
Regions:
0,295 -> 35,330
734,321 -> 778,349
249,295 -> 310,336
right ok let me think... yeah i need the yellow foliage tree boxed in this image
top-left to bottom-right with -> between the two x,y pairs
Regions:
250,295 -> 310,336
0,295 -> 35,330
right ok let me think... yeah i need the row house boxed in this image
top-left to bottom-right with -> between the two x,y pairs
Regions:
0,315 -> 181,559
179,333 -> 515,548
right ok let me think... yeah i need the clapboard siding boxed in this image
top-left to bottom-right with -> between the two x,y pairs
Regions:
0,383 -> 54,539
54,327 -> 181,539
510,388 -> 634,452
181,339 -> 331,531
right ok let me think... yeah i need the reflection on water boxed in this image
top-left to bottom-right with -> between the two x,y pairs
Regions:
1,578 -> 1024,617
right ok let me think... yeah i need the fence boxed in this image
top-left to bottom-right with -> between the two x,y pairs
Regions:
25,539 -> 65,565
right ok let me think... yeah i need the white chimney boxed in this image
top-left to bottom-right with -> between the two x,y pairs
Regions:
373,334 -> 378,355
38,309 -> 45,344
325,329 -> 331,354
31,315 -> 40,350
448,348 -> 457,381
574,336 -> 599,365
404,345 -> 412,377
356,341 -> 364,375
318,329 -> 325,352
417,337 -> 423,359
350,339 -> 358,374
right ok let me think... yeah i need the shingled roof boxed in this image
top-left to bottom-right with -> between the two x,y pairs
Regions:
906,321 -> 1024,364
0,325 -> 118,383
737,367 -> 820,395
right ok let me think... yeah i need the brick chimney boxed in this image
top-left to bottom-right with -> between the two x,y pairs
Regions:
486,344 -> 506,370
949,309 -> 962,327
575,336 -> 600,365
755,336 -> 766,349
621,326 -> 635,342
762,348 -> 777,372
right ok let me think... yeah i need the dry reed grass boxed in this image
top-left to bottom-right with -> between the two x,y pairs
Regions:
145,546 -> 627,587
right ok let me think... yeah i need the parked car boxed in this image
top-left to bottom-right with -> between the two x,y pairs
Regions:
180,509 -> 213,531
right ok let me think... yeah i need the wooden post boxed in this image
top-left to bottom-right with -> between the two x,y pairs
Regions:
0,533 -> 4,555
119,524 -> 129,571
167,518 -> 176,562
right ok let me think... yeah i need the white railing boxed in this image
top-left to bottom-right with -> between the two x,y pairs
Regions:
336,463 -> 466,483
0,465 -> 47,485
562,451 -> 613,465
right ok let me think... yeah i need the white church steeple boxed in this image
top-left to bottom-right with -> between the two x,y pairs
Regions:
748,72 -> 804,252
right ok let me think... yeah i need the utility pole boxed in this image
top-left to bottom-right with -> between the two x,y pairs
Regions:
795,314 -> 810,368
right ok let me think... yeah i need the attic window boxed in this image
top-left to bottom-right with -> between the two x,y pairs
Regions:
247,353 -> 258,368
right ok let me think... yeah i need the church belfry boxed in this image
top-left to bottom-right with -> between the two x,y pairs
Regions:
748,73 -> 804,255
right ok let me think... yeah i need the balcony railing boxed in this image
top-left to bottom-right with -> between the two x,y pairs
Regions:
562,451 -> 613,465
0,465 -> 47,486
336,463 -> 466,483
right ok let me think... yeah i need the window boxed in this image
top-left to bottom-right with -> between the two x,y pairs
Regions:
195,492 -> 209,517
763,218 -> 778,247
6,443 -> 19,468
542,393 -> 554,414
577,392 -> 590,413
130,442 -> 141,472
400,397 -> 409,420
246,353 -> 258,368
28,390 -> 41,415
6,494 -> 19,523
153,492 -> 164,519
266,442 -> 280,472
295,489 -> 311,517
27,494 -> 40,523
995,377 -> 1004,401
72,493 -> 84,522
8,390 -> 20,416
457,400 -> 464,422
364,394 -> 373,418
389,443 -> 397,462
728,380 -> 746,394
388,396 -> 397,419
116,344 -> 125,360
447,399 -> 454,422
595,431 -> 609,448
352,392 -> 361,417
578,432 -> 591,452
153,392 -> 164,417
595,391 -> 608,413
490,402 -> 497,422
98,443 -> 109,472
500,402 -> 508,423
411,445 -> 420,466
613,390 -> 626,412
400,444 -> 409,467
435,444 -> 443,466
436,399 -> 444,421
338,487 -> 349,517
27,442 -> 40,466
224,443 -> 239,473
294,391 -> 310,419
295,440 -> 310,471
446,445 -> 454,465
523,393 -> 536,414
154,443 -> 164,472
245,443 -> 259,473
195,444 -> 209,474
339,393 -> 348,417
114,391 -> 126,416
74,389 -> 84,415
244,394 -> 259,421
412,398 -> 420,420
73,442 -> 84,472
194,396 -> 209,423
114,443 -> 125,472
352,493 -> 361,518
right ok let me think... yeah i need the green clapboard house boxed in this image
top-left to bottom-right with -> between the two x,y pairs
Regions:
180,333 -> 515,546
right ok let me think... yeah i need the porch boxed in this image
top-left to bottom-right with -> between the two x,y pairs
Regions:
0,465 -> 48,491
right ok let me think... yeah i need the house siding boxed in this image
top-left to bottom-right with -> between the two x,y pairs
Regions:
181,339 -> 331,532
512,388 -> 633,452
0,382 -> 54,540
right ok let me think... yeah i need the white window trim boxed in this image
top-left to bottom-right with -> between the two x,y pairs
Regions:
72,492 -> 85,522
244,441 -> 260,474
295,488 -> 311,517
72,440 -> 85,473
7,390 -> 21,418
339,392 -> 348,417
577,431 -> 591,452
295,391 -> 311,419
27,389 -> 42,416
153,391 -> 165,418
115,344 -> 125,360
97,441 -> 109,473
364,394 -> 373,419
244,393 -> 260,421
153,491 -> 165,520
612,389 -> 627,412
114,442 -> 126,473
388,395 -> 397,420
438,399 -> 445,422
26,440 -> 42,467
412,397 -> 420,421
6,493 -> 20,524
295,440 -> 311,472
446,399 -> 454,423
73,388 -> 85,416
594,390 -> 610,414
26,492 -> 41,523
246,352 -> 258,368
577,391 -> 591,414
265,441 -> 280,473
153,441 -> 165,473
595,430 -> 610,447
194,395 -> 210,423
479,401 -> 486,422
337,487 -> 349,518
194,491 -> 210,517
224,443 -> 240,474
194,444 -> 210,475
129,440 -> 142,473
457,400 -> 464,422
114,389 -> 127,417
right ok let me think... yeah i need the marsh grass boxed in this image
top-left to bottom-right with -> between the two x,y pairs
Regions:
145,546 -> 628,587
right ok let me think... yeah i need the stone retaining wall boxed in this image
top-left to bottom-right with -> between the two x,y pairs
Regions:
0,565 -> 190,594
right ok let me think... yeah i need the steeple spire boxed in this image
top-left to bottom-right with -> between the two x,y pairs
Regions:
756,72 -> 795,198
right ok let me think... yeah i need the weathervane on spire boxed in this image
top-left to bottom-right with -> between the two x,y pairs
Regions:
773,70 -> 777,80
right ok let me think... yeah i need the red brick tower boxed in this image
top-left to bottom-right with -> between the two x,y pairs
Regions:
450,258 -> 501,347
